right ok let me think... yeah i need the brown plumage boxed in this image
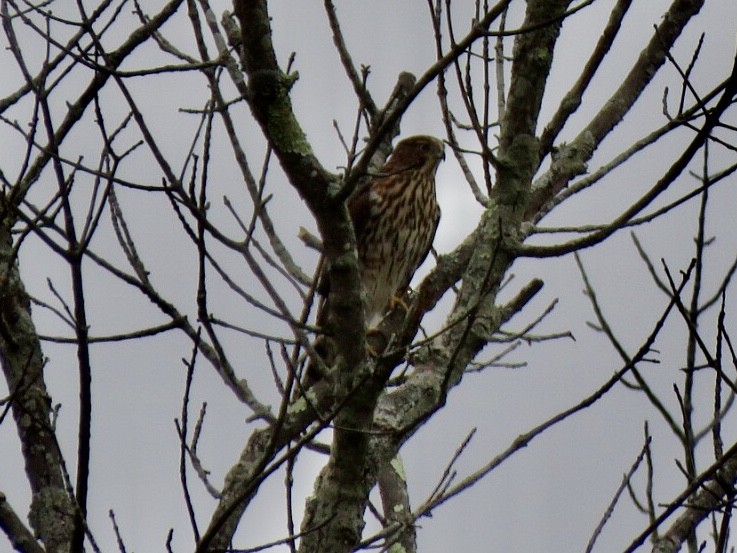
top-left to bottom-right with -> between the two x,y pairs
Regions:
348,135 -> 445,325
300,135 -> 444,392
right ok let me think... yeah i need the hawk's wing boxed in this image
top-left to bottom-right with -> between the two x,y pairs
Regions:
401,204 -> 440,292
347,177 -> 374,244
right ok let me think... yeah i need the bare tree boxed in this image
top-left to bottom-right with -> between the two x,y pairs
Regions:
1,1 -> 737,552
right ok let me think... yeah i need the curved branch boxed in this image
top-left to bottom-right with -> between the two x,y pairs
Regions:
519,53 -> 737,257
539,0 -> 634,157
323,0 -> 377,118
0,491 -> 44,553
528,0 -> 708,219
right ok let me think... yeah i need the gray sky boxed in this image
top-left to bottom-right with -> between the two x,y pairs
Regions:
2,1 -> 737,552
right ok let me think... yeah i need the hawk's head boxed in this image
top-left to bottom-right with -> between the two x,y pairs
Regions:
383,135 -> 445,174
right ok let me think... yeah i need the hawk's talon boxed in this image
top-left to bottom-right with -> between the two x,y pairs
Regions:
388,294 -> 410,313
366,326 -> 387,357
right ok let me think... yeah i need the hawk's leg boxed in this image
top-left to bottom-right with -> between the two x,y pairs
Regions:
387,294 -> 410,313
366,327 -> 387,357
365,291 -> 412,356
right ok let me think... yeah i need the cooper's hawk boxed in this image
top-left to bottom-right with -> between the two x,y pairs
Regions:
302,135 -> 445,390
348,134 -> 445,326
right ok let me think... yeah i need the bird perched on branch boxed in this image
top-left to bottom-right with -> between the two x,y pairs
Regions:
300,135 -> 445,392
348,134 -> 445,327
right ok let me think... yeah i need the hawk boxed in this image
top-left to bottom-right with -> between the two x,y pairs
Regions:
302,135 -> 445,391
348,134 -> 445,326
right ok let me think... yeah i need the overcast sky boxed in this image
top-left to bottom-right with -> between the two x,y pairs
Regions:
2,1 -> 737,552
